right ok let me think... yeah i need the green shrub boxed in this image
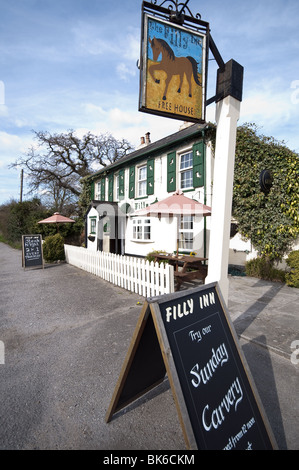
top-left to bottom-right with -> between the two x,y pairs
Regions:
145,250 -> 169,264
285,250 -> 299,288
43,233 -> 65,262
245,257 -> 286,282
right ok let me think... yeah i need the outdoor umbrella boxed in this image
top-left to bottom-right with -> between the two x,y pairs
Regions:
133,190 -> 211,216
133,190 -> 211,254
38,212 -> 75,232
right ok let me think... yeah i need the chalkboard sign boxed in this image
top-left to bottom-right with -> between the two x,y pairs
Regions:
106,282 -> 277,450
22,234 -> 44,269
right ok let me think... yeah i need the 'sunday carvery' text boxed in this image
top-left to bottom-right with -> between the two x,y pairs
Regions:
165,292 -> 246,441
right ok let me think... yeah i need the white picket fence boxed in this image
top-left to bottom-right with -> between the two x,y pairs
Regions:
64,245 -> 174,297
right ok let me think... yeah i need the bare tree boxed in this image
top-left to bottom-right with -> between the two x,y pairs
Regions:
10,130 -> 133,208
40,181 -> 76,215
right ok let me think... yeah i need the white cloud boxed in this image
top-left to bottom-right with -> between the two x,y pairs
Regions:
0,80 -> 5,105
241,78 -> 298,128
0,105 -> 8,118
0,132 -> 28,166
73,104 -> 183,149
81,102 -> 107,119
109,112 -> 184,149
116,30 -> 140,81
108,107 -> 143,126
122,30 -> 140,62
117,62 -> 137,81
72,22 -> 119,57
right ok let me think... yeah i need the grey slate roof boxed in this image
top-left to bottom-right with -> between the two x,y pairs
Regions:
88,122 -> 209,181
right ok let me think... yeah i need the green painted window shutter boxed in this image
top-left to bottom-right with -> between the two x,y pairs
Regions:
167,151 -> 176,192
101,178 -> 105,201
108,173 -> 114,201
90,181 -> 95,200
193,142 -> 204,188
119,168 -> 125,199
147,159 -> 155,195
129,165 -> 135,199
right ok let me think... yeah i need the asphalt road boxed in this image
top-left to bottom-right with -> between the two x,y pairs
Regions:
0,242 -> 298,450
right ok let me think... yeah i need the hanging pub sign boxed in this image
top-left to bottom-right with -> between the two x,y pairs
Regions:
139,12 -> 208,123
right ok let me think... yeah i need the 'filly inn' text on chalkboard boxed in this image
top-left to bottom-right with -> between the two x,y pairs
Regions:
22,234 -> 44,270
106,283 -> 277,450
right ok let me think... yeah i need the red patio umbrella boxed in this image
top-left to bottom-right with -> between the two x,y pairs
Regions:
133,190 -> 211,216
38,212 -> 75,232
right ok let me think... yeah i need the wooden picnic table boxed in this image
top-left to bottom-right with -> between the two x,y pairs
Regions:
153,254 -> 208,291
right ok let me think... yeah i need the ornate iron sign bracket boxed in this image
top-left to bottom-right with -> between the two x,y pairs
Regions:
142,1 -> 208,34
155,0 -> 200,24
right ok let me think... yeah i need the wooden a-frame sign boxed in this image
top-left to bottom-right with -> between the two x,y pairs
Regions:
22,234 -> 44,270
105,282 -> 277,450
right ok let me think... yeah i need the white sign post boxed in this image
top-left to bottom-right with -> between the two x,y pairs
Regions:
205,94 -> 241,304
138,4 -> 243,306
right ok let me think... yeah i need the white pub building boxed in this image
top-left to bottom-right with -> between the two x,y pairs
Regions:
85,123 -> 213,258
84,122 -> 252,268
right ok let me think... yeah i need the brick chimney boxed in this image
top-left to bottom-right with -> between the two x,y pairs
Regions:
145,132 -> 151,144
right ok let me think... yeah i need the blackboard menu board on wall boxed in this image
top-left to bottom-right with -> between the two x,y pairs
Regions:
154,283 -> 276,450
22,234 -> 44,269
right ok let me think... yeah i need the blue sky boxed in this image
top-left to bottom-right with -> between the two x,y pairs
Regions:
0,0 -> 298,205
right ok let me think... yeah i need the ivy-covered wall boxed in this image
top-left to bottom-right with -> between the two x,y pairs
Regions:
232,123 -> 299,262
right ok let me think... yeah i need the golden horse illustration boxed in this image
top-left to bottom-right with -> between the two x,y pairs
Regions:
148,37 -> 201,101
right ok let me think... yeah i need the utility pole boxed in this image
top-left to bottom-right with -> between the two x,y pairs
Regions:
20,169 -> 23,203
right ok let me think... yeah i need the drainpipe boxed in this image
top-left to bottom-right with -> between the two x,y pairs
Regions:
202,130 -> 207,261
84,216 -> 88,248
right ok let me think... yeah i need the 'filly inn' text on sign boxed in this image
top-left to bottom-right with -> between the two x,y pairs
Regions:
106,283 -> 276,450
139,14 -> 207,123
